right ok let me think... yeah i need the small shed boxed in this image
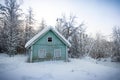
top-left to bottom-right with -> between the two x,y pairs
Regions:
25,26 -> 71,62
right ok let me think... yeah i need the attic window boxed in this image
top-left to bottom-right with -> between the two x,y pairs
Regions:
48,37 -> 52,42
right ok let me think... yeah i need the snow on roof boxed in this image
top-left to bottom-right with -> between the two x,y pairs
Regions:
25,26 -> 71,48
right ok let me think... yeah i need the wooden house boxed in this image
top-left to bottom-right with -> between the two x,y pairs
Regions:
25,26 -> 71,62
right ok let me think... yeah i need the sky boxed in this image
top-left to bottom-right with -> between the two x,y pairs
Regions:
0,0 -> 120,37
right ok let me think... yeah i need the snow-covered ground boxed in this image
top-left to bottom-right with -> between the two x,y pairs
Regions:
0,54 -> 120,80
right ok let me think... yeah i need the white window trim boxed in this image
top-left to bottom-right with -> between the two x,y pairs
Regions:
54,49 -> 61,58
38,49 -> 46,58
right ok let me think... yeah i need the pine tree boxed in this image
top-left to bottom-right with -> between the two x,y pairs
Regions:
25,7 -> 35,43
0,0 -> 23,56
38,18 -> 47,32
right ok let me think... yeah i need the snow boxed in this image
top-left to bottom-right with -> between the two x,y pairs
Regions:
0,54 -> 120,80
25,26 -> 71,48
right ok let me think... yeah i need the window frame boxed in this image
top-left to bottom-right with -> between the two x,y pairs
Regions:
54,49 -> 61,58
48,37 -> 52,42
38,49 -> 46,58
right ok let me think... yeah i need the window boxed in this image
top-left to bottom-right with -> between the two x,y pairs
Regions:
38,49 -> 46,58
54,49 -> 61,58
48,37 -> 52,42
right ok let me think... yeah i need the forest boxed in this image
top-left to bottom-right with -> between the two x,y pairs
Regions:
0,0 -> 120,62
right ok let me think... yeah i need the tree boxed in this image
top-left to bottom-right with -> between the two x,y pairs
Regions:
56,15 -> 84,40
25,7 -> 35,43
112,26 -> 120,61
90,33 -> 111,59
0,20 -> 3,52
70,25 -> 88,58
38,18 -> 47,32
56,15 -> 86,58
0,19 -> 8,52
0,0 -> 23,56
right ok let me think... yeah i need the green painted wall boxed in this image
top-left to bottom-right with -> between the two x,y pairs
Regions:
31,30 -> 67,62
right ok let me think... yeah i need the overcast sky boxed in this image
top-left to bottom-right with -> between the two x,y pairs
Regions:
1,0 -> 120,36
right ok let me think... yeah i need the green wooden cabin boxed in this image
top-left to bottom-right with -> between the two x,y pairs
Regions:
25,26 -> 71,62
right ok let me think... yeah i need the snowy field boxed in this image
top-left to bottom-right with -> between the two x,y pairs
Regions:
0,54 -> 120,80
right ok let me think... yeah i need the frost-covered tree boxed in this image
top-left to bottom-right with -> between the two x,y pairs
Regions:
56,15 -> 87,58
0,18 -> 8,52
38,18 -> 47,32
56,15 -> 84,40
25,7 -> 35,43
0,20 -> 3,52
112,26 -> 120,61
0,0 -> 23,56
84,36 -> 95,57
90,33 -> 111,59
70,25 -> 88,58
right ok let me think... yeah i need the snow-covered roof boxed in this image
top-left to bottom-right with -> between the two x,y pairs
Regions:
25,26 -> 71,48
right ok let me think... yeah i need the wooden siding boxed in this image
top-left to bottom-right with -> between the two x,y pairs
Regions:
31,30 -> 67,61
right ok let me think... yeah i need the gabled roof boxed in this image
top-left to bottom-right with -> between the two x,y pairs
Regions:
25,26 -> 71,48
